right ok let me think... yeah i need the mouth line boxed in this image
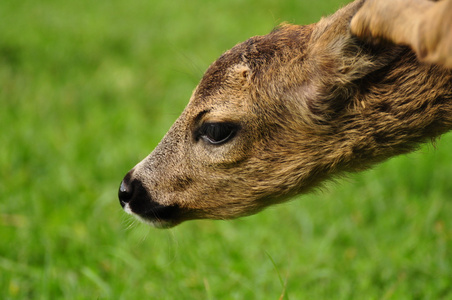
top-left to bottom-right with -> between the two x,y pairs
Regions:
123,203 -> 180,228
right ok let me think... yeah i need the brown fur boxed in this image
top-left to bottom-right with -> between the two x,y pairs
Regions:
118,0 -> 452,228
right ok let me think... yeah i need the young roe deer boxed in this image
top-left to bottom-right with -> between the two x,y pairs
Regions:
118,0 -> 452,228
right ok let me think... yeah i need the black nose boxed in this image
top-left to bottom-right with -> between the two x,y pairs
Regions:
118,172 -> 134,207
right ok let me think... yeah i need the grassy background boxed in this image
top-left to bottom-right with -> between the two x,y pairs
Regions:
2,0 -> 452,299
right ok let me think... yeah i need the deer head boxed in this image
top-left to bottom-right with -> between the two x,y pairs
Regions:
118,0 -> 452,228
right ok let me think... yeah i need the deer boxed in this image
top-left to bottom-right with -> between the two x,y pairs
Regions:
118,0 -> 452,228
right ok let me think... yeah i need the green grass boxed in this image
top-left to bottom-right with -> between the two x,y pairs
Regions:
2,0 -> 452,299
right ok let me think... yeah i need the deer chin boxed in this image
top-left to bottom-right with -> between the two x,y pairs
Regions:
123,202 -> 181,229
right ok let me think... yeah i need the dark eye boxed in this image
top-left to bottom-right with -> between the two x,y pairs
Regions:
198,123 -> 239,145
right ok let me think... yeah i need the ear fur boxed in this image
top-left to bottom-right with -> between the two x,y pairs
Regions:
301,0 -> 403,125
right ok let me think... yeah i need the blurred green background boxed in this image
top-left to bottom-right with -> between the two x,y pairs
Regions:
2,0 -> 452,299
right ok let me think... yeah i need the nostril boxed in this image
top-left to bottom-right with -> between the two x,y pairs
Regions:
119,180 -> 132,197
118,173 -> 134,206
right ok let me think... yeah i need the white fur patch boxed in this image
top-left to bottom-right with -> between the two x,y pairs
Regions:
123,203 -> 172,229
123,203 -> 134,215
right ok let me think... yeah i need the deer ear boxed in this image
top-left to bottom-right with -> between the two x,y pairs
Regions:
301,1 -> 402,123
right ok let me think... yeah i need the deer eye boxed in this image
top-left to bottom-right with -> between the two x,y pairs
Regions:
198,123 -> 239,145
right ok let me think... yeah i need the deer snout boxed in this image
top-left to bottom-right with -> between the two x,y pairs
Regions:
118,169 -> 183,228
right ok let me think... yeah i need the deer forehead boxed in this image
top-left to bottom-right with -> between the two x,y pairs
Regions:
183,62 -> 254,124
